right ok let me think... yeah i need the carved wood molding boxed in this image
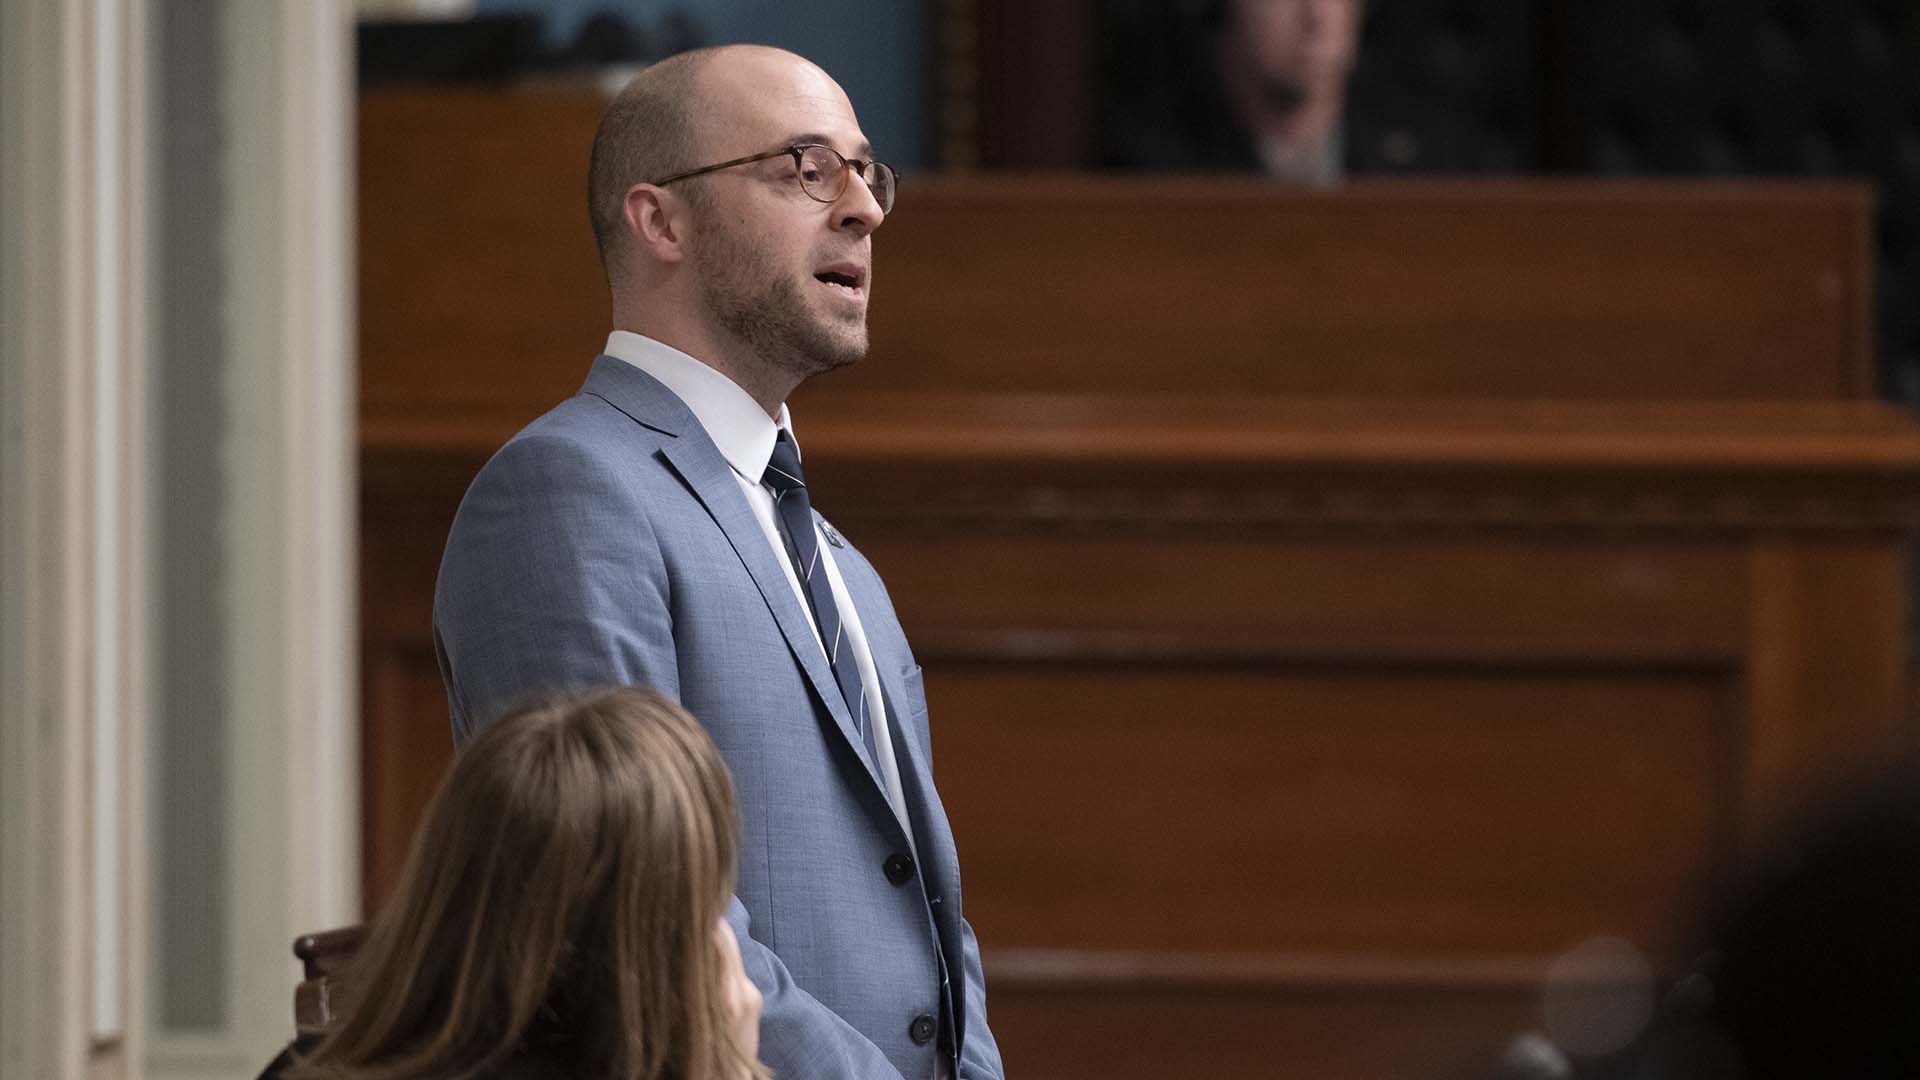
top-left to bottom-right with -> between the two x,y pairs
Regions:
984,947 -> 1669,993
826,481 -> 1920,537
361,452 -> 1920,538
906,630 -> 1737,670
362,397 -> 1920,535
802,398 -> 1920,536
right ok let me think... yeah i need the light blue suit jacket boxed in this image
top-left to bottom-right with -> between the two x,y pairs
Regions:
432,357 -> 1003,1080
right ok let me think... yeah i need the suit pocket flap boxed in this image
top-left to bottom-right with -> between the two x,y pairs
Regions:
900,662 -> 929,720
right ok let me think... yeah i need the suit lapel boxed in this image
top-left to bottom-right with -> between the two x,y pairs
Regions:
582,358 -> 888,799
849,567 -> 956,882
870,650 -> 970,1051
879,675 -> 954,890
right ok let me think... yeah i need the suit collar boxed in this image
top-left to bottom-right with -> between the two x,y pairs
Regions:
579,354 -> 690,437
601,332 -> 796,484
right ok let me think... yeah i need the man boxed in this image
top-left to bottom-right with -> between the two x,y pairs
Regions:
1221,0 -> 1360,182
432,45 -> 1003,1080
1100,0 -> 1361,184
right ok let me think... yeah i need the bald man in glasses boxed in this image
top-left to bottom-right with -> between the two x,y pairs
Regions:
433,45 -> 1003,1080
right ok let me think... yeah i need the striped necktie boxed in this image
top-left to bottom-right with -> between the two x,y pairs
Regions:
763,430 -> 881,765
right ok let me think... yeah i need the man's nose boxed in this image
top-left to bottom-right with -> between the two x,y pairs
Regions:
832,170 -> 885,235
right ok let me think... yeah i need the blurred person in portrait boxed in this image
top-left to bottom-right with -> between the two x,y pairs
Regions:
1099,0 -> 1363,184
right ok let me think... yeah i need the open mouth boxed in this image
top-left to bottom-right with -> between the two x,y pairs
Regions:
813,266 -> 866,301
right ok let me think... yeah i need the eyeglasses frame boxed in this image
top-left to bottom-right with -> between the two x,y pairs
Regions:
647,143 -> 896,212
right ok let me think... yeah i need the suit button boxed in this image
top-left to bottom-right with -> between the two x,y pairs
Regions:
883,852 -> 915,885
908,1013 -> 937,1045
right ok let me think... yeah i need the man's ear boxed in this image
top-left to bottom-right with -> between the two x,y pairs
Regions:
623,183 -> 686,265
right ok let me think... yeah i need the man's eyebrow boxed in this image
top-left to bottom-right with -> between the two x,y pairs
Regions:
787,132 -> 876,159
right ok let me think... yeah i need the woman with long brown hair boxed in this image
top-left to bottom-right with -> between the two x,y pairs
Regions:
289,687 -> 767,1080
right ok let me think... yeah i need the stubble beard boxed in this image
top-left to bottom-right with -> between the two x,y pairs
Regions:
691,213 -> 869,385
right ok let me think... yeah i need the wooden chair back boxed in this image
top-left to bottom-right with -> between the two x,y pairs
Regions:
292,925 -> 367,1038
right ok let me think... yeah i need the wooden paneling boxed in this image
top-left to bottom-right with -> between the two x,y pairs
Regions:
1742,541 -> 1913,831
359,83 -> 1875,450
359,85 -> 608,434
934,666 -> 1728,955
357,441 -> 465,912
843,179 -> 1874,402
360,647 -> 455,909
859,535 -> 1747,664
356,87 -> 1918,1078
984,983 -> 1534,1080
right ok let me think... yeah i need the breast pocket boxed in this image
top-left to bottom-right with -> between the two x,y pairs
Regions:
898,661 -> 929,718
898,662 -> 932,755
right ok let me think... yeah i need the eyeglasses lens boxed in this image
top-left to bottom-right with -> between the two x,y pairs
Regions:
798,146 -> 893,213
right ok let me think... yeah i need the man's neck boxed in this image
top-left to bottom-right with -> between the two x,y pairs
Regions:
610,320 -> 795,419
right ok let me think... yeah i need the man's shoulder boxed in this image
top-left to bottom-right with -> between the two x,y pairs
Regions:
483,389 -> 662,468
440,395 -> 675,527
520,383 -> 655,442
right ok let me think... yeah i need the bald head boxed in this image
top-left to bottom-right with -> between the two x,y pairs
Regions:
587,45 -> 846,288
587,46 -> 882,411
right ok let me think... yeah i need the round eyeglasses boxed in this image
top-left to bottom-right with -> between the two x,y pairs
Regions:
649,143 -> 896,214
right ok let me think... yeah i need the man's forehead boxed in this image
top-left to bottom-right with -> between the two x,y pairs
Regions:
700,53 -> 867,150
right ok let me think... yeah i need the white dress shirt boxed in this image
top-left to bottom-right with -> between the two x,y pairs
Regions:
603,331 -> 915,838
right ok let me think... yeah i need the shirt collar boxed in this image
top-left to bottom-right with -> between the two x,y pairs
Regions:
603,330 -> 796,484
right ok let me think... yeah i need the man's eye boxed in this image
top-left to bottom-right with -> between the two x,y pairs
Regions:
799,164 -> 825,182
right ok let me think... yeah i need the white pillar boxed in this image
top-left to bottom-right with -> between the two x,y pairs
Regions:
0,2 -> 357,1078
1,1 -> 152,1077
144,2 -> 359,1078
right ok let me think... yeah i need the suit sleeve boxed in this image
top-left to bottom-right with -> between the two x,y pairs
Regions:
725,899 -> 906,1079
956,911 -> 1004,1079
434,432 -> 910,1078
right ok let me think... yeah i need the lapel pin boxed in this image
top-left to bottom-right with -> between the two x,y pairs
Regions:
821,520 -> 846,548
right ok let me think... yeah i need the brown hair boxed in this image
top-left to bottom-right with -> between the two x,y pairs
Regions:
289,687 -> 765,1080
587,47 -> 719,284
